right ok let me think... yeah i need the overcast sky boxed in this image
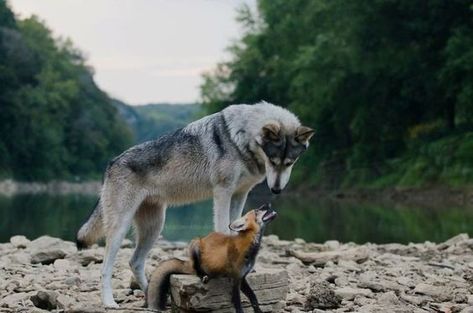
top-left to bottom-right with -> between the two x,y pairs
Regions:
9,0 -> 255,105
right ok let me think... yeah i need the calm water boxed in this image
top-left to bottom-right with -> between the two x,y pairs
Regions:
1,192 -> 472,244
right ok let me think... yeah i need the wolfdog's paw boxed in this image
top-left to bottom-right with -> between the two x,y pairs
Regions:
201,275 -> 209,284
103,300 -> 119,308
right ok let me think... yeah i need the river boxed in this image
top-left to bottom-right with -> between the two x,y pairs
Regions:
1,189 -> 473,244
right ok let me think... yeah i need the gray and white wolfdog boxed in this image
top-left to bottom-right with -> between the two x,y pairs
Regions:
76,101 -> 314,307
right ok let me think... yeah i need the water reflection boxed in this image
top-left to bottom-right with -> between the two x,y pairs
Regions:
0,193 -> 472,244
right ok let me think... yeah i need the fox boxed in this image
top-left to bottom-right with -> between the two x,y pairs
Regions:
146,204 -> 277,313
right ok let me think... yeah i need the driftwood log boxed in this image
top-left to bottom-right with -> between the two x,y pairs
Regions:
169,268 -> 289,312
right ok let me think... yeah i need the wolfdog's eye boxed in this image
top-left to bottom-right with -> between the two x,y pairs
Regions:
284,161 -> 294,167
270,160 -> 277,166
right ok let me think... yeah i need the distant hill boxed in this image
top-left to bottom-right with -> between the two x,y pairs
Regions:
113,100 -> 201,143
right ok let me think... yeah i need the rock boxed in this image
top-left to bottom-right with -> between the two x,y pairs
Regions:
358,280 -> 385,292
30,290 -> 58,310
170,269 -> 289,312
10,235 -> 30,248
413,283 -> 453,302
67,248 -> 103,266
287,292 -> 305,305
305,280 -> 341,310
68,304 -> 106,313
57,294 -> 76,310
438,233 -> 469,250
325,240 -> 340,250
0,292 -> 31,308
30,236 -> 76,264
399,292 -> 431,306
377,291 -> 399,305
121,238 -> 134,248
287,247 -> 370,266
334,287 -> 373,300
64,276 -> 81,286
8,251 -> 31,264
54,258 -> 72,271
31,249 -> 67,265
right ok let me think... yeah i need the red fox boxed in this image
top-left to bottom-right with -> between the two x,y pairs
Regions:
146,204 -> 277,312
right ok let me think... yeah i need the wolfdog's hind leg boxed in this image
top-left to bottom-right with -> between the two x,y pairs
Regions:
101,189 -> 144,308
130,198 -> 166,292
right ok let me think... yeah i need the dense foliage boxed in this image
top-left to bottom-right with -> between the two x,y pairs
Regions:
201,0 -> 473,188
0,2 -> 132,181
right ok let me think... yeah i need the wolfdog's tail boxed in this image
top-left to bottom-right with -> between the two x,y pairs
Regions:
76,198 -> 104,250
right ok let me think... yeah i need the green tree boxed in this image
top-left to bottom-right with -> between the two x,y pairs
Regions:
0,3 -> 132,181
201,0 -> 473,188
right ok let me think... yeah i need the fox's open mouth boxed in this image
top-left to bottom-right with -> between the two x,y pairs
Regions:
262,210 -> 277,222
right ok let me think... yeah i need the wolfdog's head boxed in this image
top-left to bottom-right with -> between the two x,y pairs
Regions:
256,123 -> 314,194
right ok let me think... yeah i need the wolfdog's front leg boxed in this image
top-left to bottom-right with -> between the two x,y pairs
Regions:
230,190 -> 250,222
212,186 -> 233,233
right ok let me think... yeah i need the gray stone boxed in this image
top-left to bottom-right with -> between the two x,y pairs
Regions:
413,283 -> 453,302
170,269 -> 289,312
324,240 -> 340,250
438,233 -> 469,250
10,235 -> 30,248
67,248 -> 103,266
30,236 -> 76,264
358,280 -> 385,292
54,258 -> 72,271
305,280 -> 341,310
121,238 -> 134,248
334,287 -> 373,300
287,247 -> 370,266
30,290 -> 58,310
377,291 -> 399,305
57,294 -> 76,310
0,292 -> 31,308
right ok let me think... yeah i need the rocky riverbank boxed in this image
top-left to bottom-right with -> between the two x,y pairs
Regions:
1,234 -> 473,312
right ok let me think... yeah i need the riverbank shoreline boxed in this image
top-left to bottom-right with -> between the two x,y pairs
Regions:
2,179 -> 473,208
1,233 -> 473,312
292,185 -> 473,208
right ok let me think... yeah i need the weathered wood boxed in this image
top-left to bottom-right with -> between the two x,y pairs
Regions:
170,269 -> 288,312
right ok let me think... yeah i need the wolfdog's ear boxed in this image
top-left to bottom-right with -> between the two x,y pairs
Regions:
261,123 -> 280,141
295,126 -> 315,145
229,216 -> 248,232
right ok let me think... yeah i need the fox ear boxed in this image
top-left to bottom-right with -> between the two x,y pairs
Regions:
295,126 -> 315,146
229,216 -> 248,232
261,123 -> 280,142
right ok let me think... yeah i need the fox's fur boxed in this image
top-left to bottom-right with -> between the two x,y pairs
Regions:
76,102 -> 314,307
147,205 -> 276,312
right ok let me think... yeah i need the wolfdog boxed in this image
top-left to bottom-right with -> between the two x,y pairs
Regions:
76,101 -> 314,307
